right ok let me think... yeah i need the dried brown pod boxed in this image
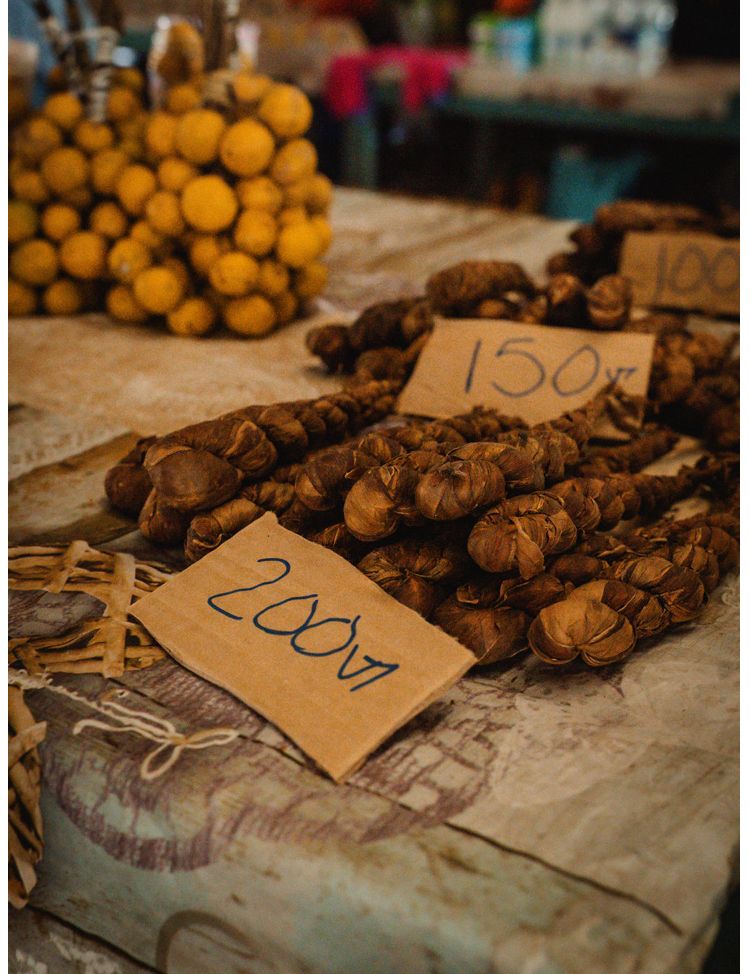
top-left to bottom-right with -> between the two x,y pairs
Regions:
450,442 -> 544,493
185,495 -> 266,563
358,539 -> 470,618
568,222 -> 608,258
305,522 -> 366,562
575,426 -> 679,477
649,342 -> 694,404
415,459 -> 506,521
434,596 -> 530,665
104,436 -> 157,514
528,597 -> 636,667
545,273 -> 587,325
517,294 -> 549,324
668,543 -> 721,593
352,346 -> 410,383
475,298 -> 522,319
344,454 -> 429,542
594,200 -> 705,234
494,573 -> 568,615
625,313 -> 686,336
401,299 -> 434,344
499,429 -> 579,483
672,525 -> 739,572
295,432 -> 405,511
348,298 -> 422,353
138,490 -> 191,546
610,556 -> 705,623
549,552 -> 609,587
549,477 -> 624,531
426,260 -> 535,315
569,579 -> 669,639
305,323 -> 355,373
546,251 -> 582,277
468,493 -> 579,578
704,404 -> 740,452
586,274 -> 632,330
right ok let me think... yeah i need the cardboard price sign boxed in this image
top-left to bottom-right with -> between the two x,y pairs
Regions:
132,513 -> 475,781
620,232 -> 740,316
397,318 -> 654,427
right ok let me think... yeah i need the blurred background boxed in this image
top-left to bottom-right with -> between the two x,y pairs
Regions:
10,0 -> 739,221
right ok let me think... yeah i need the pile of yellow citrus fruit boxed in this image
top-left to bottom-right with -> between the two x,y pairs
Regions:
8,68 -> 332,338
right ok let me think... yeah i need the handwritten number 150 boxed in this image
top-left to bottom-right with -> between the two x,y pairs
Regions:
465,337 -> 635,398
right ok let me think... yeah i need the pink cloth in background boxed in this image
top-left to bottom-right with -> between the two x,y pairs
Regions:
324,46 -> 468,119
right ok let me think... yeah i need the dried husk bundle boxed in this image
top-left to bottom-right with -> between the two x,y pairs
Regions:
358,538 -> 471,619
610,555 -> 706,623
426,260 -> 536,315
575,425 -> 679,477
585,274 -> 632,330
9,687 -> 46,909
104,436 -> 157,514
528,597 -> 636,666
433,597 -> 531,665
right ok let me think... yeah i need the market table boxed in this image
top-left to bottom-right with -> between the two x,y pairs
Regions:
9,189 -> 739,974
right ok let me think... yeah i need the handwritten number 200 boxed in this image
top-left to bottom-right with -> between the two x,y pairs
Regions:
207,557 -> 399,692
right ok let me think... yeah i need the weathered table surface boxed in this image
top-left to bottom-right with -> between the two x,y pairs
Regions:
9,189 -> 738,974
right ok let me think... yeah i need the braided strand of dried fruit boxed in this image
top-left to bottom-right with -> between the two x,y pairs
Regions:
467,466 -> 700,578
183,481 -> 296,562
426,261 -> 536,316
574,425 -> 679,477
104,436 -> 158,514
126,380 -> 400,521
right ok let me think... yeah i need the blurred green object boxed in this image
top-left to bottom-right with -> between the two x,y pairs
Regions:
546,146 -> 649,221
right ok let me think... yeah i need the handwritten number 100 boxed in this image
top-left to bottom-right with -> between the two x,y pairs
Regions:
207,557 -> 399,692
465,338 -> 622,398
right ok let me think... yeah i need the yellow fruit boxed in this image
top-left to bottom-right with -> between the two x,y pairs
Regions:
107,86 -> 142,122
282,179 -> 309,207
115,67 -> 145,93
234,209 -> 277,257
40,146 -> 89,195
208,252 -> 259,296
277,206 -> 307,227
11,169 -> 50,204
232,72 -> 272,104
257,259 -> 290,298
274,290 -> 298,324
117,111 -> 147,141
59,231 -> 107,280
224,294 -> 277,337
11,238 -> 59,286
165,83 -> 201,114
219,119 -> 275,178
181,175 -> 238,232
146,111 -> 178,159
9,200 -> 39,244
43,92 -> 84,130
258,84 -> 312,139
107,284 -> 149,322
73,119 -> 114,153
130,220 -> 166,251
276,221 -> 322,268
91,148 -> 128,194
117,164 -> 157,216
41,203 -> 80,242
294,261 -> 328,300
167,297 -> 217,336
189,235 -> 230,275
237,176 -> 284,213
16,116 -> 62,164
133,266 -> 184,314
157,157 -> 197,193
108,238 -> 152,283
146,190 -> 185,236
90,201 -> 129,239
175,109 -> 226,165
43,278 -> 84,315
163,257 -> 191,292
310,215 -> 332,253
305,173 -> 333,213
9,279 -> 37,316
270,138 -> 317,185
59,186 -> 93,209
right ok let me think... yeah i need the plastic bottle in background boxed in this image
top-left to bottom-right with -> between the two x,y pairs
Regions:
637,0 -> 676,76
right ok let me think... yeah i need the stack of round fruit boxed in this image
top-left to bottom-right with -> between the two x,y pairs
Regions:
8,69 -> 333,338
